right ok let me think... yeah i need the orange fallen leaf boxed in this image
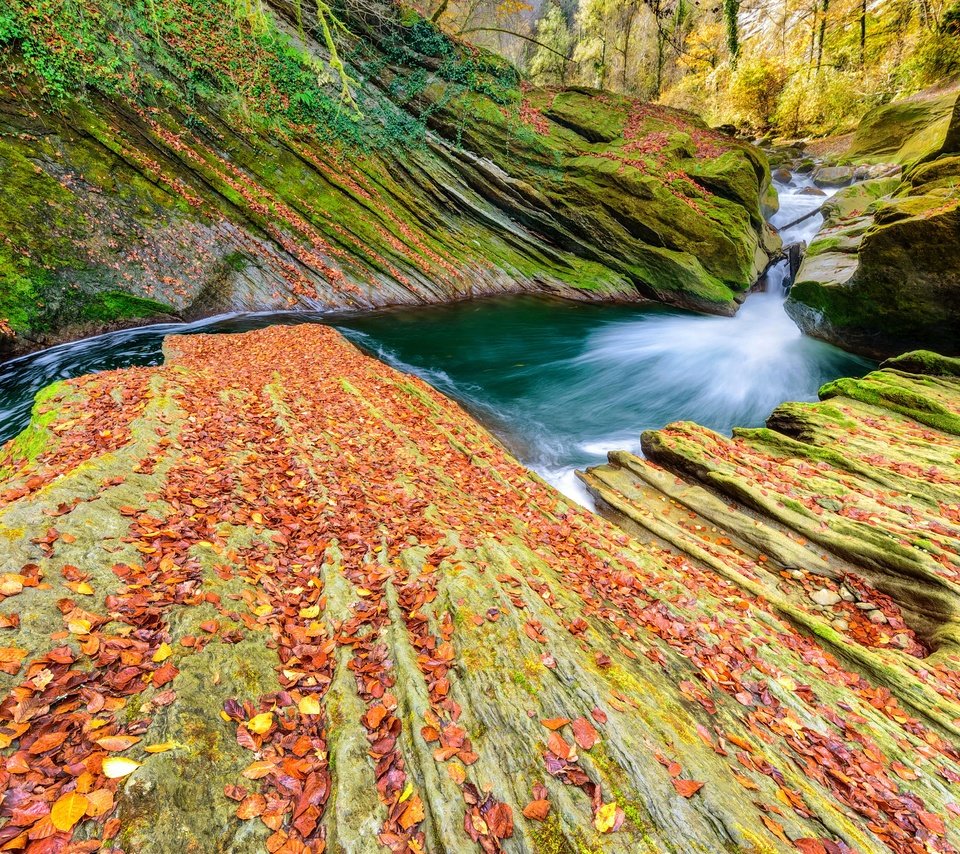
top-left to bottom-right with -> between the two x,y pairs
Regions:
672,779 -> 705,798
50,792 -> 88,832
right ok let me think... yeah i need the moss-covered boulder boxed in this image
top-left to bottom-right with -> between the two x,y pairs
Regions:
0,0 -> 778,358
2,328 -> 960,851
846,85 -> 960,167
786,146 -> 960,357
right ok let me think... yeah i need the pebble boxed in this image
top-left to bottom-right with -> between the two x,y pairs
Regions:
789,570 -> 804,580
810,589 -> 842,607
868,610 -> 888,625
832,618 -> 849,631
855,602 -> 877,610
839,586 -> 855,602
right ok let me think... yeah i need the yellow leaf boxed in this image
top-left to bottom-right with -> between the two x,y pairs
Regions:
102,757 -> 141,779
67,618 -> 92,635
219,710 -> 232,722
253,604 -> 272,616
298,696 -> 321,716
152,642 -> 173,663
50,792 -> 88,831
71,582 -> 95,596
299,604 -> 320,619
356,588 -> 372,597
145,741 -> 179,753
594,801 -> 618,833
246,712 -> 273,734
399,780 -> 414,803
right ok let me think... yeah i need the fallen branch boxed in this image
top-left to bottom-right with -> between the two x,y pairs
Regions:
778,204 -> 824,232
457,26 -> 579,63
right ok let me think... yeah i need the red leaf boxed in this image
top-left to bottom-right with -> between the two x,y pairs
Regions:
571,717 -> 599,750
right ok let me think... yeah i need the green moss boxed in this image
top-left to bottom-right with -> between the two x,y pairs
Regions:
80,291 -> 175,323
529,814 -> 578,854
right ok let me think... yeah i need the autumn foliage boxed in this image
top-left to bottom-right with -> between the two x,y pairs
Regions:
0,328 -> 958,852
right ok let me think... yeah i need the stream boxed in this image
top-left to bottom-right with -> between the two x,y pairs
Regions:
0,177 -> 874,504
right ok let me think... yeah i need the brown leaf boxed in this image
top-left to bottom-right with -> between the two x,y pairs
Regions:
522,799 -> 550,821
547,731 -> 572,760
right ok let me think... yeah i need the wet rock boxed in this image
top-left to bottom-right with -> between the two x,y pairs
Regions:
773,167 -> 793,183
786,164 -> 960,357
812,165 -> 856,187
869,610 -> 889,625
798,186 -> 827,196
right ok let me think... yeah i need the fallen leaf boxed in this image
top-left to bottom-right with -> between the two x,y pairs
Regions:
50,792 -> 88,832
102,757 -> 141,779
522,799 -> 550,821
571,717 -> 599,750
672,779 -> 705,798
246,712 -> 274,734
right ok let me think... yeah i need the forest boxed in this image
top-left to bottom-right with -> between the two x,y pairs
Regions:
431,0 -> 960,135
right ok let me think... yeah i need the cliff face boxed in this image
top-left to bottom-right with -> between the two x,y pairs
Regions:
1,326 -> 959,853
0,0 -> 778,358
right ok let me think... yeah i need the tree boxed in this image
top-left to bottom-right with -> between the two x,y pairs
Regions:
529,3 -> 574,85
723,0 -> 740,63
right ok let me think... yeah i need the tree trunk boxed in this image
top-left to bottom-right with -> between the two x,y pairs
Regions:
860,0 -> 867,65
816,0 -> 830,73
723,0 -> 740,63
621,14 -> 634,91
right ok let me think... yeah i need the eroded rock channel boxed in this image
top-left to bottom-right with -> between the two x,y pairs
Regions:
1,325 -> 958,853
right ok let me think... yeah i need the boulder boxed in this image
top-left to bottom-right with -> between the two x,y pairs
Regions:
786,131 -> 960,357
812,165 -> 856,187
581,356 -> 960,849
0,0 -> 779,356
847,85 -> 960,166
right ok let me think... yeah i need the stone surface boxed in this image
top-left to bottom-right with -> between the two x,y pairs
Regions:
2,330 -> 960,851
581,353 -> 960,848
847,85 -> 960,166
0,0 -> 778,358
810,589 -> 842,606
786,153 -> 960,358
812,165 -> 855,187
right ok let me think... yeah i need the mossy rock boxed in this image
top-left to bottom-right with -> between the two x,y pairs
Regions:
847,86 -> 960,167
0,0 -> 780,350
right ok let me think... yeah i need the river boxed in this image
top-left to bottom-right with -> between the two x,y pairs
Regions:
0,176 -> 874,505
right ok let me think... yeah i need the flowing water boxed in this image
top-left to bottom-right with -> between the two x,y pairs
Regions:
0,176 -> 874,505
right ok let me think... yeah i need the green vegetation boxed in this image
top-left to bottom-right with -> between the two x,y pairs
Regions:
430,0 -> 960,137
